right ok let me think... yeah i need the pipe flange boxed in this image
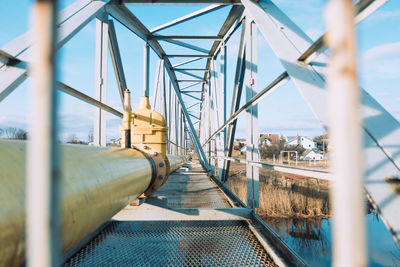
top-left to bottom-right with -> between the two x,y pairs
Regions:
132,144 -> 167,198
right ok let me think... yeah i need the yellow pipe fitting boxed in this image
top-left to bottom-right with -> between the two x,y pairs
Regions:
120,89 -> 132,148
131,97 -> 168,159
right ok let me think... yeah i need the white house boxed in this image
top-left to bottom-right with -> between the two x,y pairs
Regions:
285,135 -> 316,149
302,150 -> 324,161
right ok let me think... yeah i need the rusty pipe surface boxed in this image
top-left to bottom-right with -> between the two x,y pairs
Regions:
0,140 -> 185,267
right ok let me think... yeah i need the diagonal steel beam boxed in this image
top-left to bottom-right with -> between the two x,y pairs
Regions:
182,92 -> 201,101
297,0 -> 389,64
204,72 -> 289,144
199,5 -> 244,124
0,0 -> 108,102
162,39 -> 209,54
123,0 -> 242,4
58,82 -> 122,118
108,19 -> 127,105
172,57 -> 204,68
151,4 -> 225,33
107,3 -> 211,171
242,0 -> 400,245
151,35 -> 222,40
221,19 -> 246,182
175,69 -> 203,80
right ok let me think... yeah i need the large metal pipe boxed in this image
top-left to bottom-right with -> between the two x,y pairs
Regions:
0,140 -> 185,267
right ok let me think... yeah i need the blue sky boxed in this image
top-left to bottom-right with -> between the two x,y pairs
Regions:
0,0 -> 400,142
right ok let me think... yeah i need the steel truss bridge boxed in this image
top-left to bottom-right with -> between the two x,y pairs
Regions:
0,0 -> 399,266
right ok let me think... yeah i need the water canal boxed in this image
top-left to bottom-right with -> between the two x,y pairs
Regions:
225,161 -> 400,266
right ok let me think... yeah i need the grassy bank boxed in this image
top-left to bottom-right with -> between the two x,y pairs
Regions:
225,161 -> 331,218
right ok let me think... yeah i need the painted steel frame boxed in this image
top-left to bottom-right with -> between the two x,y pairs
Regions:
1,0 -> 397,265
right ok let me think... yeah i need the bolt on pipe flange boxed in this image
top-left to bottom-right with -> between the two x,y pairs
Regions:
133,144 -> 168,198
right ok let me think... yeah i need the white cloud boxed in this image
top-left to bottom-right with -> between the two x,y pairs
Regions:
360,42 -> 400,79
363,42 -> 400,61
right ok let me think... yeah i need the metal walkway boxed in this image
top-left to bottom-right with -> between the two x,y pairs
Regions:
63,160 -> 297,266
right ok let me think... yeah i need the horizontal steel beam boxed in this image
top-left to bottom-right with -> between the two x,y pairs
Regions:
180,82 -> 203,90
172,57 -> 204,68
151,4 -> 225,33
57,82 -> 123,118
151,35 -> 222,40
173,68 -> 208,71
123,0 -> 242,4
219,156 -> 331,180
177,79 -> 205,82
168,54 -> 211,58
162,39 -> 209,54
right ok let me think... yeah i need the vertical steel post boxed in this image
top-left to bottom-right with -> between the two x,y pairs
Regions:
217,43 -> 227,179
245,18 -> 259,208
222,20 -> 246,181
27,0 -> 60,266
175,97 -> 179,155
151,59 -> 162,108
168,80 -> 172,154
161,62 -> 167,119
143,43 -> 150,97
210,59 -> 219,173
325,0 -> 365,265
94,15 -> 108,147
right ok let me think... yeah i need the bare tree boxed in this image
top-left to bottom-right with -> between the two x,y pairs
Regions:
87,130 -> 94,143
3,127 -> 27,140
67,133 -> 77,143
5,127 -> 17,139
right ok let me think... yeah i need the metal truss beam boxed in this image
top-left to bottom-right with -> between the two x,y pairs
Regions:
180,81 -> 203,90
242,0 -> 400,244
221,19 -> 246,181
151,4 -> 225,33
162,39 -> 209,54
151,35 -> 222,40
58,82 -> 122,118
175,70 -> 203,80
187,102 -> 200,109
205,72 -> 289,144
167,54 -> 212,58
199,5 -> 244,121
220,156 -> 331,180
173,68 -> 208,71
0,0 -> 108,102
172,57 -> 204,68
94,16 -> 108,147
297,0 -> 389,64
107,3 -> 211,171
108,19 -> 127,105
245,18 -> 259,208
123,0 -> 242,4
182,92 -> 201,101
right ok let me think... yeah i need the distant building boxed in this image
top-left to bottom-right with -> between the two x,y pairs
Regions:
259,134 -> 280,146
233,138 -> 246,148
302,149 -> 324,161
285,135 -> 316,149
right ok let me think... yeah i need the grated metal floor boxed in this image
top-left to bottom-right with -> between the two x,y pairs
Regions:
64,220 -> 277,267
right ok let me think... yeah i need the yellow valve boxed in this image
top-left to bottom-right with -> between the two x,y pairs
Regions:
120,89 -> 132,148
131,96 -> 168,159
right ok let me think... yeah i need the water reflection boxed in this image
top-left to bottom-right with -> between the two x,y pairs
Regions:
261,214 -> 400,266
226,162 -> 400,266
